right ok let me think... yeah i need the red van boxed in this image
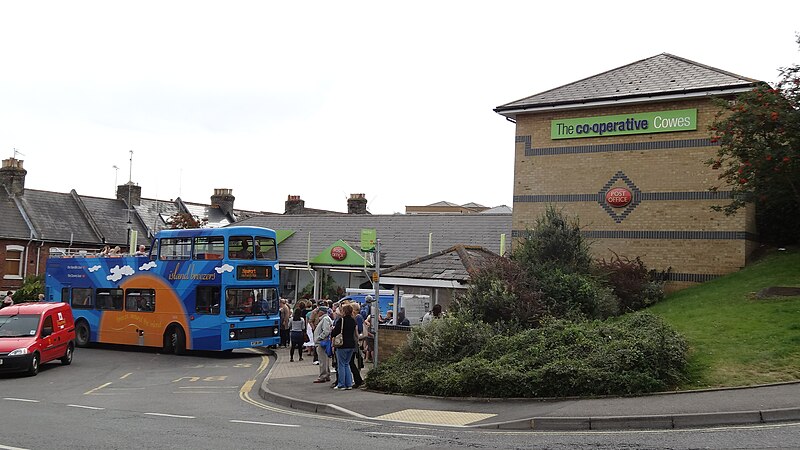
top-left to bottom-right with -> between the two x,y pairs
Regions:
0,302 -> 76,376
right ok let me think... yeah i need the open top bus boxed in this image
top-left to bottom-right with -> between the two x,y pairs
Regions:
44,226 -> 281,353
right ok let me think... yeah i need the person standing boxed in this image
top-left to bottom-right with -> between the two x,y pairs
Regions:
279,299 -> 291,348
313,305 -> 332,383
330,303 -> 356,390
289,308 -> 306,362
1,292 -> 13,308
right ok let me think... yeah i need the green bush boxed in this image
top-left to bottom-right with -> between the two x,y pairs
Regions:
595,254 -> 669,312
514,206 -> 592,275
367,313 -> 688,397
404,315 -> 494,364
536,269 -> 614,320
11,275 -> 44,303
451,257 -> 543,330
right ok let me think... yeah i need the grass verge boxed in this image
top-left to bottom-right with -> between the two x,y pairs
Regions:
648,249 -> 800,389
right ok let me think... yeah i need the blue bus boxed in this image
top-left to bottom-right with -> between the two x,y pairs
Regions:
44,226 -> 281,353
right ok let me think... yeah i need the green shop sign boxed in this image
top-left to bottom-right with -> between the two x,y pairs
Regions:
551,109 -> 697,140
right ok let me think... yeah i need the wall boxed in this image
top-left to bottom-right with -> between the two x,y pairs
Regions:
512,98 -> 756,284
377,324 -> 412,362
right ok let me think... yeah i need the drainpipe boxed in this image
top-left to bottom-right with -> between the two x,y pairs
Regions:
24,231 -> 34,279
35,240 -> 45,275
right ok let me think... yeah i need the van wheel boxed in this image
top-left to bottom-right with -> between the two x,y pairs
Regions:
75,321 -> 90,347
27,353 -> 40,376
61,343 -> 74,365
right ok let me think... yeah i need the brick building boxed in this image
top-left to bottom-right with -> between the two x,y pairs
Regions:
494,54 -> 762,286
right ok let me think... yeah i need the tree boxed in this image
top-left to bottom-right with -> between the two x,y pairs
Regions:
166,212 -> 206,229
707,36 -> 800,243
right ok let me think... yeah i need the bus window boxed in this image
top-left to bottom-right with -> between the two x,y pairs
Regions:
125,289 -> 156,312
226,288 -> 279,316
229,236 -> 254,260
159,237 -> 192,261
72,288 -> 93,309
96,289 -> 124,311
255,237 -> 277,260
61,287 -> 71,304
196,286 -> 221,315
193,236 -> 224,260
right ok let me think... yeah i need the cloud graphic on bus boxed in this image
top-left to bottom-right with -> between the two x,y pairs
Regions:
107,265 -> 135,282
139,261 -> 157,271
215,264 -> 234,274
88,265 -> 101,272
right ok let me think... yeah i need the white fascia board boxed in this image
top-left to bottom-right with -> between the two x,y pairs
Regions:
380,276 -> 466,289
497,87 -> 754,118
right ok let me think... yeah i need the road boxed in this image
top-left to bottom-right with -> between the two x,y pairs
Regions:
1,345 -> 799,449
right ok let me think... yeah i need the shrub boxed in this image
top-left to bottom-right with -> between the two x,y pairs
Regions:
11,275 -> 44,303
451,257 -> 543,330
404,315 -> 494,364
595,254 -> 669,312
367,313 -> 688,397
514,206 -> 592,275
536,269 -> 616,320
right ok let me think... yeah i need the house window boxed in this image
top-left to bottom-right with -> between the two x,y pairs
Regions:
4,245 -> 24,279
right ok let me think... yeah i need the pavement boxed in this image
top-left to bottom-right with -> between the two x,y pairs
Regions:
258,346 -> 800,431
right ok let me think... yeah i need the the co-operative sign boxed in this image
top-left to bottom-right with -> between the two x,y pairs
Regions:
551,109 -> 697,140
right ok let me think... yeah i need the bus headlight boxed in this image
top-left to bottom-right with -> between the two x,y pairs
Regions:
273,328 -> 279,335
229,331 -> 236,340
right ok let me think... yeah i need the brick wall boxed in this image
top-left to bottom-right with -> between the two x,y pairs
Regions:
512,98 -> 756,284
376,325 -> 412,363
0,238 -> 56,292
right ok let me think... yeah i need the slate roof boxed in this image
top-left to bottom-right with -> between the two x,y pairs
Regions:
79,195 -> 149,246
381,245 -> 501,283
0,187 -> 32,240
134,198 -> 180,236
234,213 -> 512,267
495,53 -> 761,118
480,205 -> 512,214
16,189 -> 98,244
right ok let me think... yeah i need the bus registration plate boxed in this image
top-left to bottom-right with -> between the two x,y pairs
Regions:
250,341 -> 263,346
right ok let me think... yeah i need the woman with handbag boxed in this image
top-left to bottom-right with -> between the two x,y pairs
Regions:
330,303 -> 357,390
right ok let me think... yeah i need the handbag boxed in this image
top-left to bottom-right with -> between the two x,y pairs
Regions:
332,333 -> 344,348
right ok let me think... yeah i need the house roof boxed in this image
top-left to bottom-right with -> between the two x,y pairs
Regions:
234,213 -> 511,267
0,188 -> 32,240
381,244 -> 501,283
495,53 -> 760,118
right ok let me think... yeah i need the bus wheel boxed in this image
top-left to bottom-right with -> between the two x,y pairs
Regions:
75,321 -> 90,347
166,325 -> 187,355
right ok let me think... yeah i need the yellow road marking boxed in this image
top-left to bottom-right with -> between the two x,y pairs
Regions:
84,382 -> 112,395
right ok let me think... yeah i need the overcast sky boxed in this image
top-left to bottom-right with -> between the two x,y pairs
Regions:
1,1 -> 798,215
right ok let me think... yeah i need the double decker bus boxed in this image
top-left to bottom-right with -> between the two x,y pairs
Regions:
44,226 -> 281,353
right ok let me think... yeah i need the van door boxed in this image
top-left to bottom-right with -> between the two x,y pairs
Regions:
40,314 -> 59,363
42,311 -> 69,364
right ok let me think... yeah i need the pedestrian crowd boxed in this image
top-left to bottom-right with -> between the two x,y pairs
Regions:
277,296 -> 446,391
277,297 -> 385,390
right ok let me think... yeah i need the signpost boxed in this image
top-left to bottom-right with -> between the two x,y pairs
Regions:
372,239 -> 381,367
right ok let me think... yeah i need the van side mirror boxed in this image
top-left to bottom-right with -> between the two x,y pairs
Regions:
41,327 -> 53,337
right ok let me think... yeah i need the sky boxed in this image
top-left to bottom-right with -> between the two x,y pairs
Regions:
1,1 -> 798,215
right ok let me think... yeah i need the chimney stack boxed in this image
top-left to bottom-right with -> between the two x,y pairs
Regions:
116,182 -> 142,206
347,193 -> 368,214
0,158 -> 27,197
285,195 -> 305,214
211,188 -> 235,216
